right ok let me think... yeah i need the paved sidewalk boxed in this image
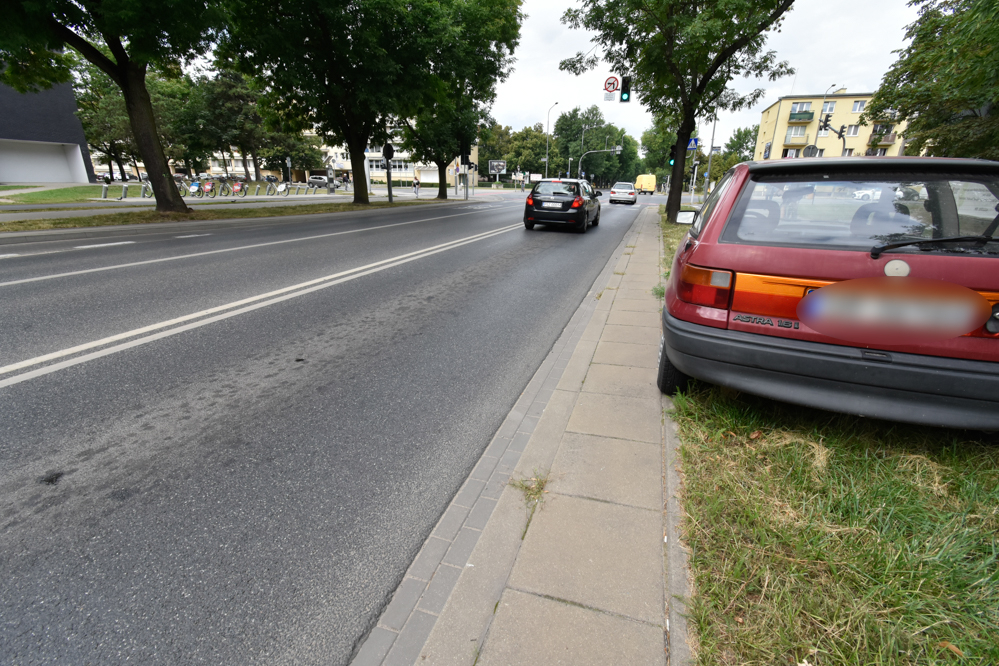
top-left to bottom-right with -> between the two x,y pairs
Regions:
351,206 -> 691,665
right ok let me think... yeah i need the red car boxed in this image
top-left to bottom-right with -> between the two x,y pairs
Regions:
658,158 -> 999,429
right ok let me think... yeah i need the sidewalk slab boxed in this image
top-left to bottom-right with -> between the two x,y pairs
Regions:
578,363 -> 659,399
591,340 -> 659,369
565,393 -> 663,444
548,432 -> 662,510
478,589 -> 664,666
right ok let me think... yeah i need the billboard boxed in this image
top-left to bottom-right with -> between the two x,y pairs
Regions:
488,160 -> 507,175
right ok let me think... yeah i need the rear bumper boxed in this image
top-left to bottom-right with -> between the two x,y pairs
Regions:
524,207 -> 585,224
662,311 -> 999,430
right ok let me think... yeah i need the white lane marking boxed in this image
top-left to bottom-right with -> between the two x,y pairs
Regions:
0,224 -> 520,384
73,241 -> 136,249
175,234 -> 212,238
0,210 -> 501,288
0,254 -> 20,259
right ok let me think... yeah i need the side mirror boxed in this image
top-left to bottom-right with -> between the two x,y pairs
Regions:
676,211 -> 697,225
595,191 -> 603,197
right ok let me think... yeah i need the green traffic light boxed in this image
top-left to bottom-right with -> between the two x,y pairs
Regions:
669,158 -> 674,166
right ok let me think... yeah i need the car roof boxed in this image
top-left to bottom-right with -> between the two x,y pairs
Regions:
744,157 -> 999,177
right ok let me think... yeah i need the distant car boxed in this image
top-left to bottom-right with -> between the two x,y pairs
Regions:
523,178 -> 601,233
657,157 -> 999,429
609,182 -> 637,204
264,175 -> 279,183
308,175 -> 328,187
635,174 -> 656,195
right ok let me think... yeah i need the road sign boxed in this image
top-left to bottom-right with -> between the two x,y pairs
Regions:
686,138 -> 699,151
803,144 -> 819,157
603,92 -> 615,101
530,173 -> 543,182
383,143 -> 395,159
603,76 -> 620,93
488,160 -> 507,175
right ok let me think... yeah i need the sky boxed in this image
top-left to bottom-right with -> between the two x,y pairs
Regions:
490,0 -> 921,155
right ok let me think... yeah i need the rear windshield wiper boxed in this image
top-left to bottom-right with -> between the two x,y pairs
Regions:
870,235 -> 995,259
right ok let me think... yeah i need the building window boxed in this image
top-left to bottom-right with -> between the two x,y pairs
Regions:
790,102 -> 812,113
872,123 -> 894,135
817,128 -> 829,137
822,101 -> 836,114
842,148 -> 854,157
781,148 -> 801,158
873,148 -> 887,156
785,125 -> 806,140
817,148 -> 825,157
852,100 -> 866,113
847,125 -> 860,137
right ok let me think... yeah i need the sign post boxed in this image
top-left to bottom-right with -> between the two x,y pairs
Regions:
383,143 -> 394,203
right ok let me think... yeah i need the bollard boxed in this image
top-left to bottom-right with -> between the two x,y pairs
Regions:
295,186 -> 301,195
255,184 -> 260,196
101,183 -> 109,199
121,184 -> 128,199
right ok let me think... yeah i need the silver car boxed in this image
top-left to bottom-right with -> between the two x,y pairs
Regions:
609,181 -> 637,204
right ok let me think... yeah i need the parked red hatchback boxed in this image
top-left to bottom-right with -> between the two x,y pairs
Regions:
658,158 -> 999,429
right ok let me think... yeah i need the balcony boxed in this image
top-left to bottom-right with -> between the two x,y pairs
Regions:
783,132 -> 809,146
788,111 -> 814,123
869,132 -> 897,145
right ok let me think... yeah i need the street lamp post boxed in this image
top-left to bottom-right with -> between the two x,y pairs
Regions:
545,102 -> 559,179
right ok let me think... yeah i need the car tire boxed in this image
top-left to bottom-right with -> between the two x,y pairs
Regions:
592,212 -> 600,226
656,334 -> 689,395
862,194 -> 870,201
576,217 -> 587,234
524,220 -> 535,230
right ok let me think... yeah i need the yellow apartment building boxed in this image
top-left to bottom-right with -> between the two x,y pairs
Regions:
754,88 -> 907,160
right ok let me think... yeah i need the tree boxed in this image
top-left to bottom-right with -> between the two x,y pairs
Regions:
504,123 -> 563,178
2,0 -> 223,212
257,132 -> 322,177
864,0 -> 999,159
560,0 -> 794,222
724,125 -> 759,161
478,122 -> 513,169
399,0 -> 521,199
73,58 -> 133,179
225,0 -> 454,204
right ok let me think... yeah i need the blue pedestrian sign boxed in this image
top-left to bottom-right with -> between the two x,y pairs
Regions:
686,138 -> 699,151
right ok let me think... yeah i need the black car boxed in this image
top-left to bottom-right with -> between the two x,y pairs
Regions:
524,178 -> 601,232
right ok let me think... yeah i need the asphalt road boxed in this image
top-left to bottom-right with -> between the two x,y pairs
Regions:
0,198 -> 650,664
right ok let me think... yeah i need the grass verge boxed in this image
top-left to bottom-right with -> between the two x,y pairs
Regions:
7,185 -> 109,204
0,200 -> 438,234
0,185 -> 40,192
658,212 -> 999,663
673,387 -> 999,664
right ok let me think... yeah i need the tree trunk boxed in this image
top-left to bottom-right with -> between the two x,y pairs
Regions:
666,119 -> 695,224
112,147 -> 127,182
119,63 -> 189,213
435,160 -> 449,199
239,148 -> 250,180
250,150 -> 262,181
346,135 -> 370,204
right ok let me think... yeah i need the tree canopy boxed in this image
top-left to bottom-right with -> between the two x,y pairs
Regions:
2,0 -> 225,211
559,0 -> 794,221
724,125 -> 759,162
865,0 -> 998,159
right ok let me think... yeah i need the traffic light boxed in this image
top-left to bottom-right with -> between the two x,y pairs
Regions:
620,76 -> 631,103
820,113 -> 832,131
668,144 -> 676,166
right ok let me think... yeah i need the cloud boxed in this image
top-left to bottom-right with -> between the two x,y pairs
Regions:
491,0 -> 919,153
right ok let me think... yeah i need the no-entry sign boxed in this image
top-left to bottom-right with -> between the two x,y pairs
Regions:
604,76 -> 620,93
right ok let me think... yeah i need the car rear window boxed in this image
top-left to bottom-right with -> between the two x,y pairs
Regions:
613,182 -> 633,189
721,173 -> 999,255
534,182 -> 580,196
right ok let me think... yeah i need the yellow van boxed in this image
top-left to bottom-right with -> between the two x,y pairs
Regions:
635,174 -> 656,195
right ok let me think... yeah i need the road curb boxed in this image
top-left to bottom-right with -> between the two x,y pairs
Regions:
0,200 -> 473,246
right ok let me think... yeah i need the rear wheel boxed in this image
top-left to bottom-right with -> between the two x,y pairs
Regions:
524,220 -> 535,230
656,334 -> 689,395
576,217 -> 587,234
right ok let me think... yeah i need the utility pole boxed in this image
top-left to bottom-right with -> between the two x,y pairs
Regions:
704,116 -> 717,195
690,162 -> 699,202
545,102 -> 559,179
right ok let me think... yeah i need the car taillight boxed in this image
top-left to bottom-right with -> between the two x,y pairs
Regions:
629,191 -> 636,196
571,196 -> 584,208
526,196 -> 533,206
677,264 -> 733,309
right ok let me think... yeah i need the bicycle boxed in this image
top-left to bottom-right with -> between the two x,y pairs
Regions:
201,178 -> 218,198
187,178 -> 204,198
266,181 -> 290,197
222,177 -> 249,198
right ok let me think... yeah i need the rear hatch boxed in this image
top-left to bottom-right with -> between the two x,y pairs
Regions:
530,181 -> 580,212
678,165 -> 999,362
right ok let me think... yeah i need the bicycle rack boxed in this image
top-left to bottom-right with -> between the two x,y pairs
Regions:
255,185 -> 261,196
101,183 -> 109,199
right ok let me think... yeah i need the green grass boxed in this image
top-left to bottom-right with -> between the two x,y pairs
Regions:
672,387 -> 999,665
0,185 -> 40,192
6,185 -> 111,204
0,199 -> 440,234
658,212 -> 999,662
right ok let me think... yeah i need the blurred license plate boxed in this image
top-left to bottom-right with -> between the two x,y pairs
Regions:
542,202 -> 562,208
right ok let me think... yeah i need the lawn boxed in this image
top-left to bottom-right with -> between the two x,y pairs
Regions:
0,185 -> 40,192
0,199 -> 440,234
6,185 -> 110,204
659,216 -> 999,665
